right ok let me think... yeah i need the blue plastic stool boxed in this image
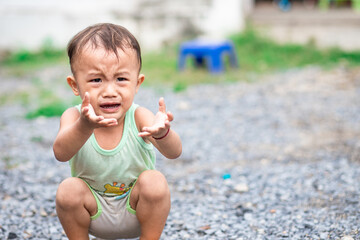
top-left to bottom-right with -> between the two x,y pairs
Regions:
178,39 -> 238,74
278,0 -> 291,11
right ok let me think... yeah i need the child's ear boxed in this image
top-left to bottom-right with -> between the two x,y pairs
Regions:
135,74 -> 145,93
67,76 -> 80,96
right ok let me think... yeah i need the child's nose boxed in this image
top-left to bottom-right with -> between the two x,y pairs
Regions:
102,83 -> 117,98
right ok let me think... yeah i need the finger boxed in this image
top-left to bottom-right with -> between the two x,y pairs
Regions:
82,106 -> 98,119
158,97 -> 166,113
167,111 -> 174,122
99,118 -> 118,126
82,106 -> 89,115
82,92 -> 90,107
142,121 -> 166,132
141,126 -> 157,134
94,115 -> 105,122
138,131 -> 152,137
164,121 -> 171,129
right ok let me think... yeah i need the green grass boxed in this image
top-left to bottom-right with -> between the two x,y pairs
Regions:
2,28 -> 360,118
24,86 -> 78,119
230,28 -> 360,72
3,47 -> 65,66
25,99 -> 69,119
142,27 -> 360,91
1,39 -> 67,75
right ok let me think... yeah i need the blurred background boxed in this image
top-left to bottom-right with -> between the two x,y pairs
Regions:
0,0 -> 249,51
0,0 -> 360,52
1,0 -> 360,116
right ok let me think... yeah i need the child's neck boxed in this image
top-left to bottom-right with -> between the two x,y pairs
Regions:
93,120 -> 124,150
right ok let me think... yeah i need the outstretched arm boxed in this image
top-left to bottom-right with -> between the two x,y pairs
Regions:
53,92 -> 118,162
137,98 -> 182,159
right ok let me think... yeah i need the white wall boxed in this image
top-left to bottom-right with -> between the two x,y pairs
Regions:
0,0 -> 253,52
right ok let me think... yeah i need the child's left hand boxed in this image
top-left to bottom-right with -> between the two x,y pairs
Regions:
138,97 -> 173,139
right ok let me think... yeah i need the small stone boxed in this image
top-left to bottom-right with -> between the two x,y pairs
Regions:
40,208 -> 48,217
303,222 -> 313,230
341,236 -> 354,240
244,212 -> 253,221
181,233 -> 191,238
3,194 -> 12,201
23,230 -> 32,239
8,232 -> 18,239
49,226 -> 59,234
205,227 -> 217,235
199,225 -> 211,230
234,183 -> 249,193
221,224 -> 229,231
195,211 -> 202,216
320,232 -> 328,239
22,211 -> 35,218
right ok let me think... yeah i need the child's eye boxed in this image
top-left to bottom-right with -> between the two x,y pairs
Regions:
90,78 -> 101,83
117,77 -> 126,82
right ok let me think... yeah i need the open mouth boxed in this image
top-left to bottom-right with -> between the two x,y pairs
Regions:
100,103 -> 121,109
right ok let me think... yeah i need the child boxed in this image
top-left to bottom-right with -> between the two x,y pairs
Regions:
53,23 -> 182,240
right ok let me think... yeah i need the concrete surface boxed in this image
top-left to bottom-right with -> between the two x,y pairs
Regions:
250,3 -> 360,51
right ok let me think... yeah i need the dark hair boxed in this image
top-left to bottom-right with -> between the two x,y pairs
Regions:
67,23 -> 142,74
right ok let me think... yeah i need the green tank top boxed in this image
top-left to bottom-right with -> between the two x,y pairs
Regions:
70,104 -> 156,198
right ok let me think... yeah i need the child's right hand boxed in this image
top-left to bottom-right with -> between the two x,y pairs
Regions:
80,92 -> 118,128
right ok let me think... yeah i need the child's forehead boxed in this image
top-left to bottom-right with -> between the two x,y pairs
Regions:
73,43 -> 138,67
71,43 -> 140,73
81,42 -> 136,58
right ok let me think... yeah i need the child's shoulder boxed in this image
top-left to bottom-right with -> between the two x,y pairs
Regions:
63,106 -> 81,116
134,106 -> 154,120
134,106 -> 155,130
60,106 -> 80,124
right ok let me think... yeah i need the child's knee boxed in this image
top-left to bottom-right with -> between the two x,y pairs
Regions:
138,170 -> 170,201
56,177 -> 85,209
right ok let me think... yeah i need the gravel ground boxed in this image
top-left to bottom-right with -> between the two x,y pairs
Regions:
0,66 -> 360,239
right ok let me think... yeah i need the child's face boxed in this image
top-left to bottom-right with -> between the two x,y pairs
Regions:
67,44 -> 144,121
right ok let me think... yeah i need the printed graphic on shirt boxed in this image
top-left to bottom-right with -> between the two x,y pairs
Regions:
104,180 -> 135,196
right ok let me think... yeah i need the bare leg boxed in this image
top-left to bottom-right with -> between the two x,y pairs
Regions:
56,177 -> 97,240
130,170 -> 171,240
